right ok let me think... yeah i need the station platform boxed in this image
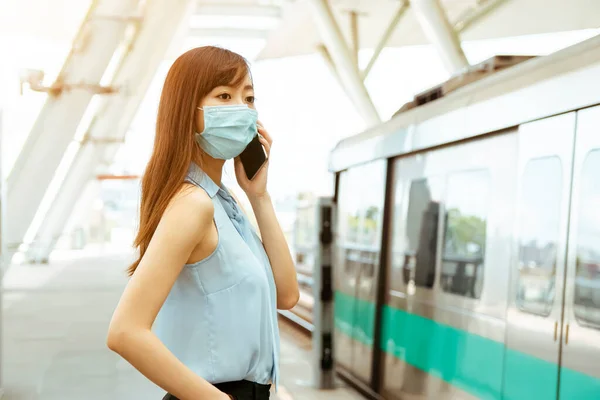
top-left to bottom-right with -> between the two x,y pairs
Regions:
1,247 -> 363,400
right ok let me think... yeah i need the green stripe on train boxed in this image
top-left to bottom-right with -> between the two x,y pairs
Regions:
334,291 -> 600,399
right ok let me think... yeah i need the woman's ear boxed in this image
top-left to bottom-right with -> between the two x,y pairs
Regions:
195,107 -> 204,133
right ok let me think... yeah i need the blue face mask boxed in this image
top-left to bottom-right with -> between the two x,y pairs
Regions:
195,104 -> 258,160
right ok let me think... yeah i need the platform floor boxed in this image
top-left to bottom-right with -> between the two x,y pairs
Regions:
1,247 -> 363,400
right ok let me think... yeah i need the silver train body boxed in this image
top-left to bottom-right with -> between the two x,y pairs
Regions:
329,35 -> 600,399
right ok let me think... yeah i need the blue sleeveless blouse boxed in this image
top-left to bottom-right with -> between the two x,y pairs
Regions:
153,163 -> 279,388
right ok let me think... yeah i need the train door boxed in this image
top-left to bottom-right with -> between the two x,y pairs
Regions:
335,168 -> 362,375
334,161 -> 387,386
502,113 -> 576,399
350,161 -> 387,384
559,105 -> 600,398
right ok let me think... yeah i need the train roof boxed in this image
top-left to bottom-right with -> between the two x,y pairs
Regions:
329,34 -> 600,173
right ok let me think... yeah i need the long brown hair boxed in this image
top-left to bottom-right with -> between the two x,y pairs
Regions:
128,46 -> 249,275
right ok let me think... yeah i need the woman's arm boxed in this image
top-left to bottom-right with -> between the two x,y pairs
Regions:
234,122 -> 299,310
249,193 -> 300,310
106,186 -> 230,400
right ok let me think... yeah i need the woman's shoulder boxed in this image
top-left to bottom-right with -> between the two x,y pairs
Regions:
162,183 -> 215,234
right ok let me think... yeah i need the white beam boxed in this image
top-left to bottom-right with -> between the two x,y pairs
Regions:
454,0 -> 511,33
189,15 -> 280,31
307,0 -> 380,126
194,3 -> 281,18
5,0 -> 140,257
188,27 -> 271,39
349,10 -> 359,66
26,0 -> 194,263
412,0 -> 469,74
316,44 -> 346,95
362,1 -> 409,80
25,144 -> 98,263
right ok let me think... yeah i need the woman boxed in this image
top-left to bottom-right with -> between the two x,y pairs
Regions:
107,46 -> 299,400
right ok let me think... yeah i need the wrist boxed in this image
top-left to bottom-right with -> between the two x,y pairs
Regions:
248,191 -> 271,205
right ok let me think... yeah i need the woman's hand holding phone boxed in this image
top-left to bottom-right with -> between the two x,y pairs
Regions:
234,120 -> 271,200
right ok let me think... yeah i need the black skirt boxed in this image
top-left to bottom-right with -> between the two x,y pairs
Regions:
163,380 -> 271,400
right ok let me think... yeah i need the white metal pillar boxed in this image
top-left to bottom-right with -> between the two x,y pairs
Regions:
25,144 -> 98,262
0,107 -> 5,398
6,0 -> 140,257
26,0 -> 194,263
411,0 -> 469,75
307,0 -> 380,126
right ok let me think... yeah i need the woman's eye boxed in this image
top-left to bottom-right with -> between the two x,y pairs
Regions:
218,93 -> 231,100
246,96 -> 255,104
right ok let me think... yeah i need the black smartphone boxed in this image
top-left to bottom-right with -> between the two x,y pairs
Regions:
239,134 -> 268,180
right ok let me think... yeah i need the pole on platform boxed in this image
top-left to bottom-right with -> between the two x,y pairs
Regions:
312,196 -> 335,389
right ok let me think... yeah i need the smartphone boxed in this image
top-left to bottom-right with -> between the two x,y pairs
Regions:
239,134 -> 268,180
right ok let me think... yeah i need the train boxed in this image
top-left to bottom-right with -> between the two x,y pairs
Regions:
327,35 -> 600,399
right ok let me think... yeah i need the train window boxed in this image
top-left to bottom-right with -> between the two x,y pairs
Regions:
574,150 -> 600,329
358,163 -> 386,249
337,170 -> 362,245
337,164 -> 386,247
402,178 -> 443,288
515,157 -> 562,317
440,169 -> 490,299
335,161 -> 387,289
336,171 -> 360,288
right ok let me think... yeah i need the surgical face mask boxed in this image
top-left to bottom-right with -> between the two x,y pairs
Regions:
195,104 -> 258,160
